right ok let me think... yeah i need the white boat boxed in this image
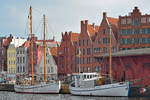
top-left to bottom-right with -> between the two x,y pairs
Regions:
15,6 -> 61,94
69,73 -> 130,96
15,81 -> 61,94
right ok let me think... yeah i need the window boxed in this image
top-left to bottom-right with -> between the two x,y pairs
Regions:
95,66 -> 100,72
141,38 -> 146,44
23,57 -> 25,63
87,40 -> 89,46
17,57 -> 19,63
148,28 -> 150,34
87,57 -> 91,64
103,29 -> 106,34
17,66 -> 19,73
141,38 -> 150,44
103,38 -> 109,44
98,38 -> 101,44
141,28 -> 146,34
133,38 -> 138,44
134,29 -> 138,34
83,58 -> 85,64
83,48 -> 85,55
120,38 -> 131,44
127,18 -> 131,24
141,17 -> 146,23
133,20 -> 138,26
121,18 -> 126,24
79,40 -> 81,46
148,17 -> 150,23
88,67 -> 91,72
83,67 -> 85,72
23,66 -> 25,72
127,29 -> 131,34
87,48 -> 91,55
103,47 -> 107,53
127,38 -> 131,44
83,40 -> 85,46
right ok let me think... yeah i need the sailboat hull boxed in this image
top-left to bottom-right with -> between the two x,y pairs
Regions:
14,81 -> 61,94
69,81 -> 130,96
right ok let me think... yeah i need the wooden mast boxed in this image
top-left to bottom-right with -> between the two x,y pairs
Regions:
30,6 -> 34,85
43,14 -> 47,81
109,25 -> 112,83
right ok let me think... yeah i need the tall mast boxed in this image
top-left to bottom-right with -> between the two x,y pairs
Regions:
30,6 -> 34,85
43,14 -> 47,81
109,25 -> 112,83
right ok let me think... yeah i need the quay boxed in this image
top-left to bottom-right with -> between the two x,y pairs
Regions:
0,84 -> 14,92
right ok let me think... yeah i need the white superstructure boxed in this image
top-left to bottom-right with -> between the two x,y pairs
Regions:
69,73 -> 130,96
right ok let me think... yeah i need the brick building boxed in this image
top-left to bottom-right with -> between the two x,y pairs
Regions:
95,48 -> 150,86
93,12 -> 118,73
119,7 -> 150,50
57,32 -> 79,77
58,6 -> 150,81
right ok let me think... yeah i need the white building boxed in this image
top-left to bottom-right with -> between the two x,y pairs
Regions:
37,47 -> 58,80
16,47 -> 28,75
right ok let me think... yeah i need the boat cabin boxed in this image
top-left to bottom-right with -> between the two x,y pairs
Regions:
71,73 -> 102,88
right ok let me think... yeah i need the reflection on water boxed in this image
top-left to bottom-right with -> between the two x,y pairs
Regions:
0,91 -> 149,100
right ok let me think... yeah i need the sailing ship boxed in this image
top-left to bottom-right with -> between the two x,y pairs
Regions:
69,24 -> 130,96
14,6 -> 61,94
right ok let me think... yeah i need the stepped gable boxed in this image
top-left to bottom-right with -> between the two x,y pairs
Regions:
21,41 -> 30,48
87,24 -> 100,37
69,31 -> 79,43
3,37 -> 12,47
107,17 -> 119,40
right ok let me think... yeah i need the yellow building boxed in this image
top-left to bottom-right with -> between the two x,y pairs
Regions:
7,44 -> 16,74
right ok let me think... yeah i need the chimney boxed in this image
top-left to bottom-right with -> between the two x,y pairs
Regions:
81,21 -> 84,33
103,12 -> 107,18
85,20 -> 88,33
92,23 -> 95,29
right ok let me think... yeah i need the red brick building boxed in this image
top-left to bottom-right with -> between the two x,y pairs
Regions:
57,32 -> 79,77
93,12 -> 118,73
118,7 -> 150,50
95,48 -> 150,86
58,6 -> 150,82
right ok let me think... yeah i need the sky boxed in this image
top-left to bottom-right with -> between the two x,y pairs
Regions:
0,0 -> 150,41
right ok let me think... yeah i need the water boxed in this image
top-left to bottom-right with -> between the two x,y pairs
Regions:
0,92 -> 149,100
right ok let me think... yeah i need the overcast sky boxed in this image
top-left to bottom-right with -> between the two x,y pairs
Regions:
0,0 -> 150,41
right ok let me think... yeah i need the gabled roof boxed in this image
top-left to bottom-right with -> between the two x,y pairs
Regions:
107,17 -> 118,26
70,32 -> 79,42
87,25 -> 100,36
3,37 -> 12,47
49,47 -> 57,56
21,41 -> 30,48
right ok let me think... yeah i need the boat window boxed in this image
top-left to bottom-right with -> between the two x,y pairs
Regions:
87,75 -> 89,79
84,75 -> 86,79
90,75 -> 92,78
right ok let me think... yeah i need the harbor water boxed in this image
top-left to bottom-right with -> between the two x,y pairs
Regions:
0,92 -> 149,100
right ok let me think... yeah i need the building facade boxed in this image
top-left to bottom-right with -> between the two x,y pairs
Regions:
57,32 -> 79,78
37,47 -> 58,80
16,47 -> 28,75
95,48 -> 150,86
7,37 -> 26,74
118,7 -> 150,50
